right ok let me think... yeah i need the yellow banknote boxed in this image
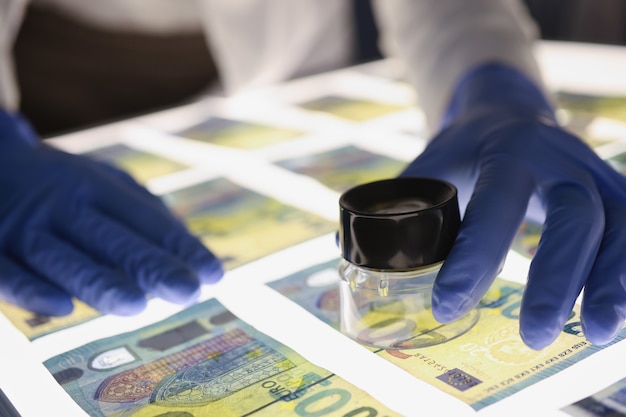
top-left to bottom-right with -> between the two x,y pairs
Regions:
268,259 -> 626,411
0,299 -> 99,340
298,95 -> 408,122
83,143 -> 188,184
275,145 -> 405,193
176,116 -> 303,149
163,178 -> 336,270
373,281 -> 617,410
556,91 -> 626,123
45,298 -> 401,417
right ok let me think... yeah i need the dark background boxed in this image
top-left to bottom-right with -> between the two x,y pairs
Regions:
523,0 -> 626,46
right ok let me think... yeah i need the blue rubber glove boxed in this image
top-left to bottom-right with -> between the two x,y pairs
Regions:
0,111 -> 223,316
402,63 -> 626,350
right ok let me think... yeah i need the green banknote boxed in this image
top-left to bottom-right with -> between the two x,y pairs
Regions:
555,91 -> 626,147
275,145 -> 405,194
556,91 -> 626,124
176,116 -> 303,149
268,259 -> 626,410
0,298 -> 100,341
83,144 -> 188,184
297,95 -> 408,122
162,177 -> 336,270
563,376 -> 626,416
44,298 -> 401,417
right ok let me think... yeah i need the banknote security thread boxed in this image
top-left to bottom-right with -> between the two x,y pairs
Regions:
338,177 -> 479,349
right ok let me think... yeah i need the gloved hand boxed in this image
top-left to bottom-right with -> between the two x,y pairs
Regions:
0,110 -> 223,316
402,64 -> 626,350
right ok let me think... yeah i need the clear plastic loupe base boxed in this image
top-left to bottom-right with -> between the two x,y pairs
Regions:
338,259 -> 479,350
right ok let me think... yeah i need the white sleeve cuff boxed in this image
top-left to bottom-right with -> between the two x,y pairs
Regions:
374,0 -> 545,131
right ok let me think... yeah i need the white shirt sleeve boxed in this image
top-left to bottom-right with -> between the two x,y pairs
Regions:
0,0 -> 28,111
373,0 -> 544,130
198,0 -> 354,94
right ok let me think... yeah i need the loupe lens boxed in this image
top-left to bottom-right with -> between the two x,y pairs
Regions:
338,177 -> 478,349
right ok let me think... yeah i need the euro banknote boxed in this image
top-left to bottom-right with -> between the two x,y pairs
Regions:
268,258 -> 626,410
563,376 -> 626,416
44,298 -> 401,417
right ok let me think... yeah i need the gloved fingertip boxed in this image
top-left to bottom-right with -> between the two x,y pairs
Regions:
29,293 -> 75,317
153,272 -> 201,305
432,292 -> 474,324
180,244 -> 224,285
196,259 -> 224,285
520,329 -> 558,351
98,289 -> 148,316
432,272 -> 480,324
583,326 -> 621,347
581,307 -> 624,346
432,306 -> 458,324
519,309 -> 563,350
